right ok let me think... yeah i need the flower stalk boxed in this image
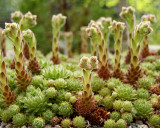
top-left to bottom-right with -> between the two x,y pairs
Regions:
51,13 -> 66,64
125,21 -> 152,86
97,17 -> 112,52
0,52 -> 17,107
81,27 -> 88,53
86,21 -> 111,80
63,32 -> 73,58
4,23 -> 32,90
120,6 -> 135,64
0,28 -> 6,57
22,29 -> 42,74
74,56 -> 98,117
109,20 -> 125,80
140,14 -> 156,60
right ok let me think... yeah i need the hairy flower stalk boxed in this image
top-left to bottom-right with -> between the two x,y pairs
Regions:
81,27 -> 88,53
140,14 -> 156,60
125,21 -> 152,86
74,56 -> 98,117
86,22 -> 111,80
97,17 -> 112,52
4,23 -> 32,90
0,52 -> 16,107
51,13 -> 66,64
109,21 -> 125,80
64,32 -> 73,58
23,29 -> 42,74
120,6 -> 135,64
0,28 -> 6,57
10,11 -> 37,70
87,21 -> 97,56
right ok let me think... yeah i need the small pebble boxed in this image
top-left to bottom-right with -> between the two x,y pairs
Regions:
137,124 -> 148,128
1,122 -> 7,126
5,124 -> 12,128
45,125 -> 52,128
54,125 -> 61,128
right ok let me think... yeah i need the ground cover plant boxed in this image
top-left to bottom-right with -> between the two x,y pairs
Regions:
0,6 -> 160,128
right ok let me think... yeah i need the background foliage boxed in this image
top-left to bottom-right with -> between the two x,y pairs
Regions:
0,0 -> 160,54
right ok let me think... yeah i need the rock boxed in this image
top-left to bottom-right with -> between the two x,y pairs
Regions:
6,124 -> 12,128
1,122 -> 7,126
54,125 -> 61,128
21,126 -> 27,128
137,124 -> 148,128
45,125 -> 52,128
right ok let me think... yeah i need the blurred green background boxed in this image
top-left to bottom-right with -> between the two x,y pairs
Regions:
0,0 -> 160,55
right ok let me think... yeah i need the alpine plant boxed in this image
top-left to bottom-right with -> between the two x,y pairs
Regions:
0,52 -> 16,107
81,26 -> 88,53
140,14 -> 156,60
22,29 -> 42,74
97,17 -> 112,52
4,23 -> 32,90
124,21 -> 152,86
109,20 -> 125,80
0,28 -> 6,57
74,56 -> 98,117
120,6 -> 135,64
51,13 -> 66,64
86,21 -> 111,80
87,21 -> 97,56
64,32 -> 73,58
11,11 -> 37,61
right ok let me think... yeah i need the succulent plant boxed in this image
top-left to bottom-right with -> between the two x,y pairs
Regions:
55,89 -> 67,103
115,119 -> 127,128
148,114 -> 160,127
91,77 -> 105,92
109,20 -> 125,80
63,32 -> 73,58
41,65 -> 70,80
0,28 -> 6,57
12,113 -> 27,127
22,29 -> 41,74
74,56 -> 98,117
27,114 -> 35,125
97,17 -> 112,51
120,6 -> 135,64
140,14 -> 156,60
86,21 -> 111,80
8,104 -> 20,116
51,13 -> 66,64
121,112 -> 133,124
121,101 -> 133,113
1,109 -> 12,122
137,76 -> 153,90
50,116 -> 62,126
114,84 -> 136,101
32,117 -> 45,128
65,92 -> 72,101
80,26 -> 88,53
110,111 -> 121,121
58,101 -> 73,117
107,77 -> 122,90
134,99 -> 153,118
99,87 -> 111,96
46,87 -> 57,98
136,88 -> 150,100
23,87 -> 48,114
4,23 -> 32,90
104,119 -> 115,128
0,52 -> 17,107
73,116 -> 86,128
150,83 -> 160,95
113,100 -> 123,111
100,95 -> 114,110
61,118 -> 72,128
54,78 -> 67,89
125,21 -> 152,85
42,109 -> 55,123
66,78 -> 82,92
51,103 -> 59,113
69,96 -> 77,104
